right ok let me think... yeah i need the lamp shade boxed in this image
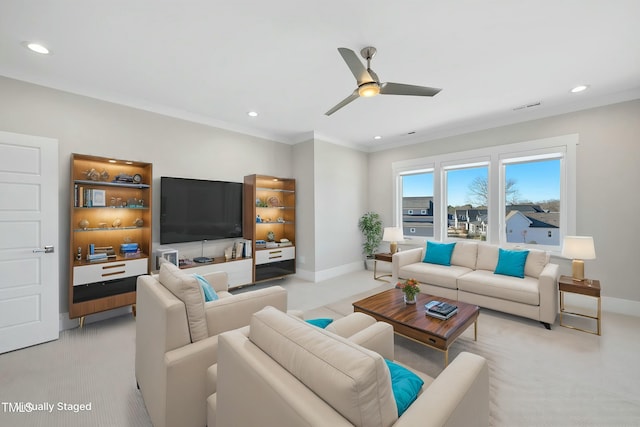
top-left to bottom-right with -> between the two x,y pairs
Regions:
562,236 -> 596,260
382,227 -> 404,242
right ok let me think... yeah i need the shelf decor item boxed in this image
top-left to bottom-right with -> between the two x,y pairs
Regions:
92,189 -> 106,207
397,278 -> 420,304
267,196 -> 280,207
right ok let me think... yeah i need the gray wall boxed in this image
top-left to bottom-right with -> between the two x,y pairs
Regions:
0,76 -> 293,316
313,139 -> 368,274
369,99 -> 640,303
292,140 -> 315,272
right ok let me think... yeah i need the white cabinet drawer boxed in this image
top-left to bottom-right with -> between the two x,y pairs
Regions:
73,258 -> 148,286
186,258 -> 253,287
255,246 -> 295,265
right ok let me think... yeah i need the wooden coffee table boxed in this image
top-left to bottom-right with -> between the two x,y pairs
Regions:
352,288 -> 479,366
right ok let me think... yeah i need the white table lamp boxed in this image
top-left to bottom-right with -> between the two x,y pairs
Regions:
383,227 -> 404,254
561,236 -> 596,281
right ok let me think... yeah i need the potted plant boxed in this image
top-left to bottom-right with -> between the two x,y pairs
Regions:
358,212 -> 383,269
397,278 -> 420,304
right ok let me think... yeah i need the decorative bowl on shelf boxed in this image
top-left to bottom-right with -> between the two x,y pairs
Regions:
267,196 -> 280,207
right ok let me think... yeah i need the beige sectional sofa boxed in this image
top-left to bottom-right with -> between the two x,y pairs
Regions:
393,241 -> 560,328
209,306 -> 489,427
135,262 -> 288,427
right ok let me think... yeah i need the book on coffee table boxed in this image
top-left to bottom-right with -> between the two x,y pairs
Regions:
425,300 -> 458,320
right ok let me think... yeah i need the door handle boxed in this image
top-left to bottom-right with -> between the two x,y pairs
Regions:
33,245 -> 55,254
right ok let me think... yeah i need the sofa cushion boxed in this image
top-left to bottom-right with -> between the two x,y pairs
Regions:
494,248 -> 529,278
249,306 -> 398,427
400,262 -> 471,290
450,241 -> 478,269
423,241 -> 456,266
524,249 -> 550,279
384,359 -> 424,416
458,270 -> 540,305
159,262 -> 209,342
476,244 -> 499,271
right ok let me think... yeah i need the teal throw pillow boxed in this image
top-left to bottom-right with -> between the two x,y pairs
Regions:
192,273 -> 219,302
423,241 -> 456,266
494,248 -> 530,278
305,318 -> 333,329
385,359 -> 424,416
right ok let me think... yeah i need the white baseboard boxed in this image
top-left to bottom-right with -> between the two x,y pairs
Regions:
295,261 -> 364,283
59,306 -> 133,331
561,293 -> 639,318
602,296 -> 640,317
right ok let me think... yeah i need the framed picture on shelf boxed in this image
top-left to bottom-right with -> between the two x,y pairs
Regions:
92,189 -> 106,207
155,248 -> 178,270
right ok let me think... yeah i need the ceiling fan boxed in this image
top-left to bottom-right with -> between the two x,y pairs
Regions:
325,46 -> 442,116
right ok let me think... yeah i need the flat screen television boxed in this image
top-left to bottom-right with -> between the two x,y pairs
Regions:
160,177 -> 243,244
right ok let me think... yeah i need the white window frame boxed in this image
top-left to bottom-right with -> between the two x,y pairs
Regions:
394,166 -> 435,237
392,134 -> 577,253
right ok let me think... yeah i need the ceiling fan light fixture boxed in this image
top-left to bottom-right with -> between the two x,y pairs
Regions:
358,82 -> 380,97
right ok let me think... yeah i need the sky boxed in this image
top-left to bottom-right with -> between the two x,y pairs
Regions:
402,159 -> 560,206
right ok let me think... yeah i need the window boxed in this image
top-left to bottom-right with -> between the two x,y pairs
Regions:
445,165 -> 488,240
400,172 -> 434,237
392,135 -> 577,251
503,157 -> 561,246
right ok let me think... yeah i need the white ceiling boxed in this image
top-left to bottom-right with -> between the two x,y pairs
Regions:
1,1 -> 639,152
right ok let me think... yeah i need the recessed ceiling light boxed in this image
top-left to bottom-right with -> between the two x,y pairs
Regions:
570,85 -> 589,93
125,161 -> 133,165
374,136 -> 382,140
247,111 -> 258,117
108,160 -> 117,163
25,42 -> 50,54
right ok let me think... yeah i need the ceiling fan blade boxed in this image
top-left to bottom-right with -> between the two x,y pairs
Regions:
325,91 -> 359,116
338,48 -> 374,85
380,82 -> 442,97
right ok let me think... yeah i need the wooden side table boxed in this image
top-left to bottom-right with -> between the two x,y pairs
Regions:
558,275 -> 601,335
373,253 -> 393,281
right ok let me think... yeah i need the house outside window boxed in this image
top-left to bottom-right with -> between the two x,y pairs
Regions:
502,156 -> 561,246
445,165 -> 488,240
399,172 -> 434,237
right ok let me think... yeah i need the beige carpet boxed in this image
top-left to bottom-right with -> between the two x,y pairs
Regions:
1,281 -> 639,426
306,285 -> 640,426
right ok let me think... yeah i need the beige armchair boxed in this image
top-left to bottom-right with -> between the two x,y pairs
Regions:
135,262 -> 287,427
210,306 -> 489,427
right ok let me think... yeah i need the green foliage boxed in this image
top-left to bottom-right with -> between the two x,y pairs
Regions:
358,212 -> 383,258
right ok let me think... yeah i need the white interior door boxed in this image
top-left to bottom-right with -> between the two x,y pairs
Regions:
0,131 -> 59,354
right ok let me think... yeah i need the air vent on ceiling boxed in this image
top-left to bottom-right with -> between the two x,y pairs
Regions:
513,101 -> 541,111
